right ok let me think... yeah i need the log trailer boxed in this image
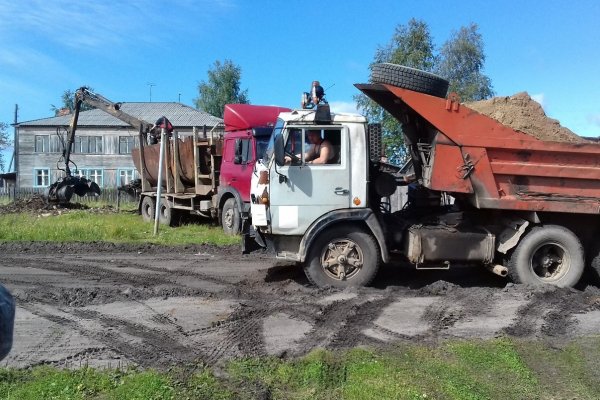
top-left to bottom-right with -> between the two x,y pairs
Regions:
245,63 -> 600,288
49,87 -> 288,235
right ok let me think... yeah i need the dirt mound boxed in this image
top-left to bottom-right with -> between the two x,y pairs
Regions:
0,194 -> 117,216
466,92 -> 586,143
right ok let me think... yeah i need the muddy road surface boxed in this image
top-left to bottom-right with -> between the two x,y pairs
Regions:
1,242 -> 599,369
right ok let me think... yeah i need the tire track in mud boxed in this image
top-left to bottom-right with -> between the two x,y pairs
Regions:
503,286 -> 600,338
4,243 -> 600,369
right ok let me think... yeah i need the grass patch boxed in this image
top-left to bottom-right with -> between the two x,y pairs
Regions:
1,338 -> 600,399
0,211 -> 239,246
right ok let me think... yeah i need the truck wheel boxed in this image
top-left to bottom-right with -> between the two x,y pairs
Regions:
370,63 -> 449,98
221,198 -> 241,235
507,225 -> 584,287
140,196 -> 155,222
158,201 -> 178,227
586,243 -> 600,285
304,226 -> 381,288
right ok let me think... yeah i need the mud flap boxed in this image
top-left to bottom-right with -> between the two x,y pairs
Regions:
241,225 -> 267,254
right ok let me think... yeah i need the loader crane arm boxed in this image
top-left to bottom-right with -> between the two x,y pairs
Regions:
46,87 -> 158,204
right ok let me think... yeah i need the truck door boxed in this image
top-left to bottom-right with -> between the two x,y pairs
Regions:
268,126 -> 350,235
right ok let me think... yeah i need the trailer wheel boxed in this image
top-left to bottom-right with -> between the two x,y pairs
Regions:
140,196 -> 155,222
221,198 -> 241,235
304,226 -> 381,288
370,63 -> 449,98
507,225 -> 584,287
158,201 -> 179,227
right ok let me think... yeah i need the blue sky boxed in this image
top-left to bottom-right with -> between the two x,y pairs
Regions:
1,0 -> 599,171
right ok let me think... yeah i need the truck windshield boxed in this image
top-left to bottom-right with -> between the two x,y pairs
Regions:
264,118 -> 285,161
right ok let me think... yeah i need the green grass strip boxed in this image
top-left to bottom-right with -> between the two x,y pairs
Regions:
0,212 -> 238,246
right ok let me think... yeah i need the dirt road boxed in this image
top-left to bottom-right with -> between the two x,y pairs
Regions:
1,242 -> 599,369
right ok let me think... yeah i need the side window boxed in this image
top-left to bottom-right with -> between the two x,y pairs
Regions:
234,138 -> 252,164
284,129 -> 303,165
119,136 -> 136,154
35,135 -> 49,153
322,129 -> 341,165
241,139 -> 251,164
76,169 -> 104,187
303,128 -> 342,166
34,169 -> 50,187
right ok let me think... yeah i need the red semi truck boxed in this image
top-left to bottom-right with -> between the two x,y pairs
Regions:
134,103 -> 290,233
246,64 -> 600,288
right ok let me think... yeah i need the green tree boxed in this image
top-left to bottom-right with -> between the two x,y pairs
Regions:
436,23 -> 494,101
194,59 -> 249,118
0,122 -> 11,172
354,18 -> 436,164
355,20 -> 493,165
50,88 -> 95,116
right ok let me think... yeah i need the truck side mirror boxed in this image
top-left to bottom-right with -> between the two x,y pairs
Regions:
274,134 -> 285,166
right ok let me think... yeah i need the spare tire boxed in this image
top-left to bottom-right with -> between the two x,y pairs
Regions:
370,63 -> 449,98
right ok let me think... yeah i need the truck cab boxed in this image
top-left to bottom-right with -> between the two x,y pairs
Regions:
218,104 -> 290,234
247,107 -> 391,287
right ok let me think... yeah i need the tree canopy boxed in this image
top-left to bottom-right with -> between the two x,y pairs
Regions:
355,19 -> 494,165
0,122 -> 11,172
194,60 -> 249,118
51,89 -> 95,116
436,23 -> 494,101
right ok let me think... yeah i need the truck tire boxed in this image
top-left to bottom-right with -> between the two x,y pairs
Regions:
158,201 -> 178,227
586,243 -> 600,285
304,226 -> 381,288
221,198 -> 241,235
141,196 -> 155,222
370,63 -> 449,98
507,225 -> 584,287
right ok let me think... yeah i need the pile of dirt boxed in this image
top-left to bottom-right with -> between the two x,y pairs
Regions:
0,194 -> 117,216
466,92 -> 586,143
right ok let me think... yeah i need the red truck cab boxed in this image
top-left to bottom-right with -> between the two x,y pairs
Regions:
218,104 -> 290,234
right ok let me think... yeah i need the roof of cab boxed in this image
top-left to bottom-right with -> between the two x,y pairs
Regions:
278,109 -> 366,124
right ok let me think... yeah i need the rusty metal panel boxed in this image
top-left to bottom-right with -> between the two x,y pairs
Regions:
428,143 -> 473,193
358,83 -> 600,214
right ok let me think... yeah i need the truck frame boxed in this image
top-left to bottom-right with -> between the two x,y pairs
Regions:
246,64 -> 600,288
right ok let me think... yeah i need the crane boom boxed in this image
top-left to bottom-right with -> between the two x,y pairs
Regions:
47,87 -> 157,204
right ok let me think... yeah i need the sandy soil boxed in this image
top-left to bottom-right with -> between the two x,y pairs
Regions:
1,242 -> 599,370
466,92 -> 588,142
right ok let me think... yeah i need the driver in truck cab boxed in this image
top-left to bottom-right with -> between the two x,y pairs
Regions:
304,130 -> 336,164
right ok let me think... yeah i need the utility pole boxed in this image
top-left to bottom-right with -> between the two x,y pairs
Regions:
147,83 -> 156,102
10,104 -> 18,171
178,93 -> 181,103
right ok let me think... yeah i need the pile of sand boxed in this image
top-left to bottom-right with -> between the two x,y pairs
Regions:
466,92 -> 586,143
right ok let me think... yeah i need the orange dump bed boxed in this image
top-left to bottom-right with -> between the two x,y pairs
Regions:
357,83 -> 600,215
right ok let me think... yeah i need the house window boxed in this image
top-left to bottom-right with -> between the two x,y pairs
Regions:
73,136 -> 103,154
118,169 -> 137,186
76,169 -> 104,187
119,136 -> 136,154
34,169 -> 50,187
35,135 -> 50,153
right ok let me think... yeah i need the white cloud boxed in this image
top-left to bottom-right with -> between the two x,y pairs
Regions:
531,93 -> 546,109
329,101 -> 360,114
0,0 -> 234,51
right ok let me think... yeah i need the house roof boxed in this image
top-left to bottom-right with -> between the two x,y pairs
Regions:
16,102 -> 223,128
